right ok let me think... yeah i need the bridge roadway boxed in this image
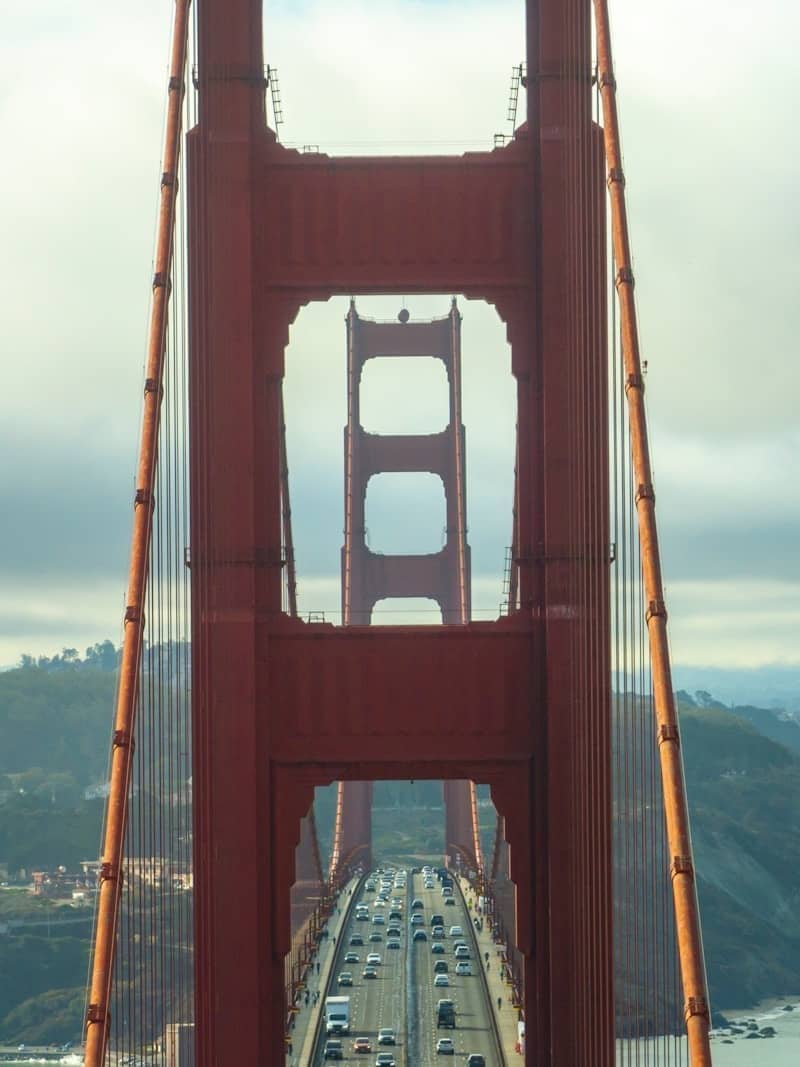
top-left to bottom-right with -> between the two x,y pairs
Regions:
311,867 -> 505,1066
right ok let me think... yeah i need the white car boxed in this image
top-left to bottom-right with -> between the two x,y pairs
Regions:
455,961 -> 472,976
434,974 -> 450,987
377,1028 -> 396,1045
436,1037 -> 455,1055
448,926 -> 463,938
366,952 -> 382,966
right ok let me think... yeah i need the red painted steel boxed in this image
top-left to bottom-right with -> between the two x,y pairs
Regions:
594,2 -> 712,1060
84,5 -> 191,1064
189,2 -> 611,1065
335,300 -> 483,878
341,301 -> 471,625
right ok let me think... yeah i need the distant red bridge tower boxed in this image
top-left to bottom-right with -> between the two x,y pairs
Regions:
329,300 -> 483,882
82,1 -> 713,1065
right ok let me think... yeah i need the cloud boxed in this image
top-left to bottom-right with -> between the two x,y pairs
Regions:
0,0 -> 796,679
664,579 -> 800,668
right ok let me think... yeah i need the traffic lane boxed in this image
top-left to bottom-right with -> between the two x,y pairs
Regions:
317,877 -> 407,1064
412,870 -> 500,1065
350,876 -> 407,1065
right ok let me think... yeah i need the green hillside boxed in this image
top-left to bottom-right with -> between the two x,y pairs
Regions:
0,654 -> 798,1039
678,695 -> 800,1007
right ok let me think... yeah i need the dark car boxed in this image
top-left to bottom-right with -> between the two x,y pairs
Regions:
363,966 -> 378,979
350,934 -> 364,946
324,1038 -> 344,1059
465,1056 -> 486,1067
412,929 -> 428,942
411,898 -> 424,910
431,941 -> 445,953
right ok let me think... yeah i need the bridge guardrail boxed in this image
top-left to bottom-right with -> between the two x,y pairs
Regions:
306,871 -> 368,1064
455,874 -> 508,1066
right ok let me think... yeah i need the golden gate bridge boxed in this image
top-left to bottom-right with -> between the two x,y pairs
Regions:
82,1 -> 712,1064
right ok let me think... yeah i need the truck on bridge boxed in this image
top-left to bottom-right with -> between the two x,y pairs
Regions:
324,995 -> 351,1035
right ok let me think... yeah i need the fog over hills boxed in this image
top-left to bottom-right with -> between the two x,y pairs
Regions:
672,665 -> 800,714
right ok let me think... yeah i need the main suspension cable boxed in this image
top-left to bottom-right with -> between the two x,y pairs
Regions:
593,2 -> 712,1062
84,5 -> 192,1065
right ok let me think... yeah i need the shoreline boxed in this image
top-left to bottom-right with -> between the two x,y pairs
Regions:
718,995 -> 800,1019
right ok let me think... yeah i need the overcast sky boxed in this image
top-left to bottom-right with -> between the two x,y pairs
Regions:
1,0 -> 797,677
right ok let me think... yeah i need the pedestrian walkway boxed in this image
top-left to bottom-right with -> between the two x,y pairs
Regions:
459,877 -> 524,1061
285,877 -> 359,1065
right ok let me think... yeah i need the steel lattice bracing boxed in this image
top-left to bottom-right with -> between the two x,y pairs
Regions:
332,300 -> 484,881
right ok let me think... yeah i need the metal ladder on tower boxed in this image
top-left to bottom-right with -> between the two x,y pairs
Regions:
266,65 -> 284,140
506,62 -> 526,132
500,547 -> 513,615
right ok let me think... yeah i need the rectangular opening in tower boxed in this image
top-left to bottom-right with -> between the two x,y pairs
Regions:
283,295 -> 515,625
263,3 -> 525,156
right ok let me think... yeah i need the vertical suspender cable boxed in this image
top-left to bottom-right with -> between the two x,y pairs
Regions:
592,3 -> 712,1063
84,5 -> 191,1065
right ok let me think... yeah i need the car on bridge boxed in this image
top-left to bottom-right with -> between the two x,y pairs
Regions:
448,926 -> 463,938
366,952 -> 382,966
431,941 -> 445,953
413,928 -> 428,941
323,1038 -> 344,1059
344,952 -> 360,963
436,999 -> 456,1028
337,972 -> 353,986
455,961 -> 472,976
350,934 -> 364,946
411,914 -> 425,925
454,945 -> 470,959
432,925 -> 445,938
352,1036 -> 372,1053
362,966 -> 378,979
412,898 -> 424,910
444,896 -> 456,905
377,1028 -> 396,1045
375,1055 -> 396,1067
465,1056 -> 486,1067
434,974 -> 450,987
436,1036 -> 456,1054
386,938 -> 401,950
